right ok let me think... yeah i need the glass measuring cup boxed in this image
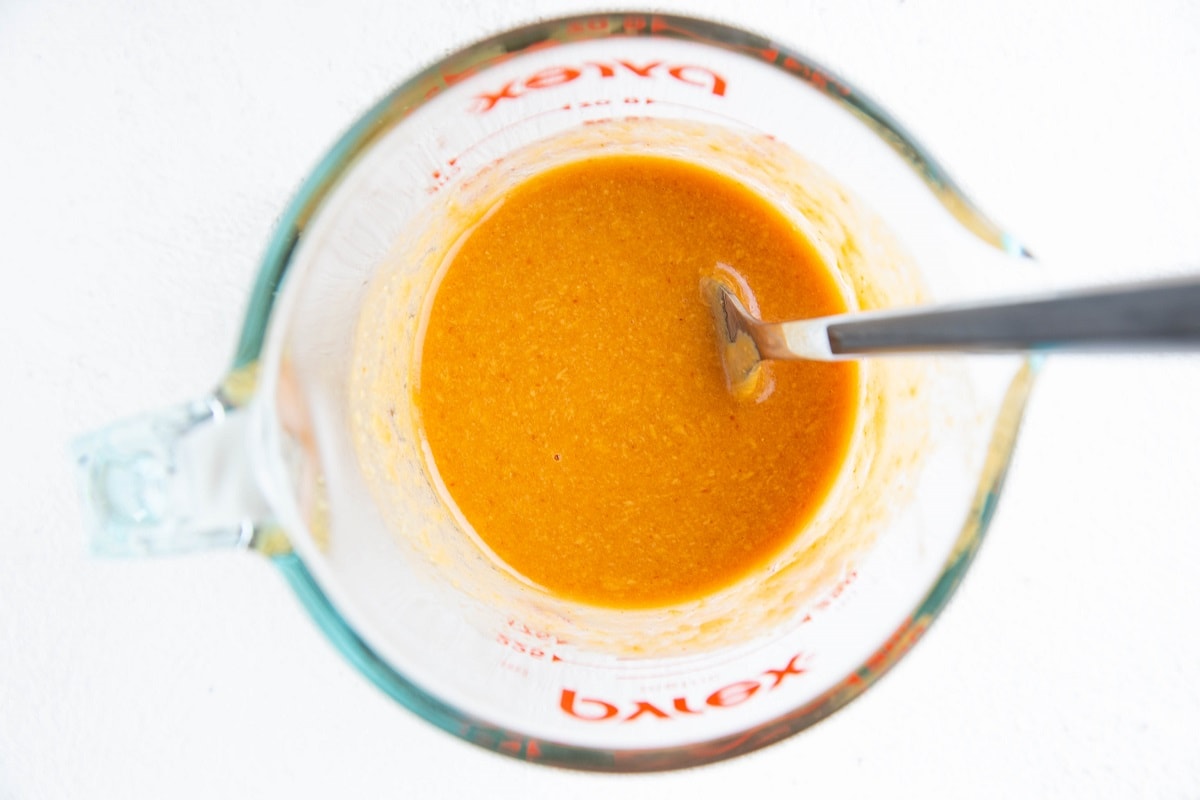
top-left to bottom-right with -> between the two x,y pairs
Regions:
72,13 -> 1038,771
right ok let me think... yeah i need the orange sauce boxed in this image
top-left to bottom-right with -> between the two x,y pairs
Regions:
415,155 -> 857,608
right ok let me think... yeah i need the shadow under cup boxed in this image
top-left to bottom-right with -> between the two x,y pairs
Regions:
87,14 -> 1040,771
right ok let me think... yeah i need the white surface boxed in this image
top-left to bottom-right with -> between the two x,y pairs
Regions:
2,0 -> 1198,797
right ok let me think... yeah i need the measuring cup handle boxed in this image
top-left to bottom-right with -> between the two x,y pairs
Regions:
71,391 -> 271,556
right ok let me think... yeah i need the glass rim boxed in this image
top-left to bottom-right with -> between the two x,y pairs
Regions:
229,11 -> 1037,771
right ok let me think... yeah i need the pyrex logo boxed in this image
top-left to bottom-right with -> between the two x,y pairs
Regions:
560,653 -> 807,723
473,59 -> 728,113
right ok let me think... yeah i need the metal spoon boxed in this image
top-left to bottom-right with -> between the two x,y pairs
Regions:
703,273 -> 1200,392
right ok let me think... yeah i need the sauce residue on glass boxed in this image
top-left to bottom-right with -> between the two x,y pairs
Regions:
413,155 -> 858,608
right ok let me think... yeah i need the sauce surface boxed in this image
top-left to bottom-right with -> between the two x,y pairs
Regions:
415,155 -> 857,608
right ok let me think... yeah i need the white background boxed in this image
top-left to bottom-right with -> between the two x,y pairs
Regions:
2,0 -> 1199,797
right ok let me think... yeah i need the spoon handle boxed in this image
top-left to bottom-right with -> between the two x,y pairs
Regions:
803,276 -> 1200,357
